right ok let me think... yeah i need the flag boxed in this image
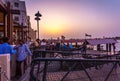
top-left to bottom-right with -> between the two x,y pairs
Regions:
85,33 -> 91,37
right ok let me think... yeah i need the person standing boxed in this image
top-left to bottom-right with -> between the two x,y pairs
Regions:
81,40 -> 87,54
40,39 -> 47,57
0,37 -> 16,79
0,37 -> 16,59
15,40 -> 32,78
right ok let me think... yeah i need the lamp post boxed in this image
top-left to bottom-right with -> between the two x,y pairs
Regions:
35,11 -> 42,39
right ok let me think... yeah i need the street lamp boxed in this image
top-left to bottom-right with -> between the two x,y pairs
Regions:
35,11 -> 42,39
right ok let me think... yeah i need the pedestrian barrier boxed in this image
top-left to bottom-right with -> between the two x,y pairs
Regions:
30,58 -> 120,81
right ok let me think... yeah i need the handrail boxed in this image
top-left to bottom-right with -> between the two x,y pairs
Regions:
32,50 -> 120,58
30,58 -> 120,81
32,58 -> 120,62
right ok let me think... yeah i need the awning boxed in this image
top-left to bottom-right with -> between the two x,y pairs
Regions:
86,38 -> 118,45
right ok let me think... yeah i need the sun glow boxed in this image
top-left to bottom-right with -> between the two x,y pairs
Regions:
42,14 -> 68,36
46,21 -> 63,34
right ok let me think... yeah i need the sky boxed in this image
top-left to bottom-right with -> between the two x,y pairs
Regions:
24,0 -> 120,39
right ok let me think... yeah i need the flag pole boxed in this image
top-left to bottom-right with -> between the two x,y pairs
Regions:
85,33 -> 86,40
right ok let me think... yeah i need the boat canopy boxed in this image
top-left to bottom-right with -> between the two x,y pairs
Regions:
86,38 -> 118,45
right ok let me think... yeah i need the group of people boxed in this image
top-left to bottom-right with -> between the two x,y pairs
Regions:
30,38 -> 86,51
30,39 -> 73,51
61,43 -> 74,50
0,37 -> 32,79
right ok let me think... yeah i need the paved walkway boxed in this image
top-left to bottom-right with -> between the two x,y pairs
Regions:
11,67 -> 30,81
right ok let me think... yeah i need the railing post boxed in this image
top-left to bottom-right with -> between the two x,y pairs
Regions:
42,61 -> 48,81
60,62 -> 78,81
80,62 -> 93,81
37,61 -> 41,78
104,62 -> 118,81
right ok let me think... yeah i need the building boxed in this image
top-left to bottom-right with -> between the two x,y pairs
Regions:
8,0 -> 37,43
7,0 -> 27,42
0,0 -> 7,38
27,16 -> 36,42
0,0 -> 36,43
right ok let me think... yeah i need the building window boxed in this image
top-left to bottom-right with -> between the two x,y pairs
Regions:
14,16 -> 19,21
14,2 -> 19,7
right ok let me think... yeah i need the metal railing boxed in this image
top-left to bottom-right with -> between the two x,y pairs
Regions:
30,57 -> 120,81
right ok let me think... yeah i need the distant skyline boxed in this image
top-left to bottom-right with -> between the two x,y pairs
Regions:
24,0 -> 120,39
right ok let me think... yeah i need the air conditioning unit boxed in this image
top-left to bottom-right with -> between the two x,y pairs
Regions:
0,54 -> 10,81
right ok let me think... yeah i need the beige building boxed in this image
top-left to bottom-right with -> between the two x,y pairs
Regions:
27,16 -> 36,42
0,0 -> 36,43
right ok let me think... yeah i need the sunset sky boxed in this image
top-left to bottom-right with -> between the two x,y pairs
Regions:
24,0 -> 120,39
